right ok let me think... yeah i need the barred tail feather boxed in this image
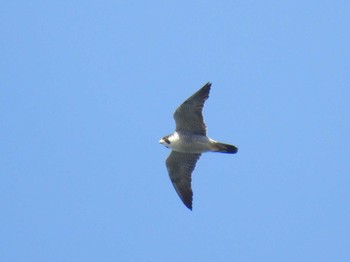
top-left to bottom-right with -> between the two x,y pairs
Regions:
213,142 -> 238,154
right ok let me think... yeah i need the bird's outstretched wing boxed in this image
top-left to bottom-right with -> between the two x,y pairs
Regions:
166,151 -> 201,210
173,82 -> 211,136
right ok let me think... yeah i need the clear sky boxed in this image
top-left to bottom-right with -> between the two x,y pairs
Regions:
1,1 -> 349,261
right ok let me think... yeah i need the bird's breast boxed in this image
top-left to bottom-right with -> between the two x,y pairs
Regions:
168,132 -> 213,153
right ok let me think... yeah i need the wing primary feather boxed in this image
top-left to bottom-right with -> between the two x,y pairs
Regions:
166,151 -> 201,210
173,82 -> 211,135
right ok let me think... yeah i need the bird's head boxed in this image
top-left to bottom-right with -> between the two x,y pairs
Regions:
159,136 -> 171,148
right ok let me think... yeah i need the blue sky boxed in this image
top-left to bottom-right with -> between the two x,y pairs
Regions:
1,1 -> 349,261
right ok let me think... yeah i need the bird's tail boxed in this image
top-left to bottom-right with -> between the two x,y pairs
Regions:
212,142 -> 238,154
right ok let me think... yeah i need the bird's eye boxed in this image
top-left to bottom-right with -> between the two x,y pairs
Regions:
164,138 -> 170,144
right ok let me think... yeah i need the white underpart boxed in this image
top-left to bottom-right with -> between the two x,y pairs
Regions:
167,132 -> 181,148
164,132 -> 216,154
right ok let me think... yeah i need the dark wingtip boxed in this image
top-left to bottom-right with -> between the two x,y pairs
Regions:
199,82 -> 211,98
183,198 -> 193,210
185,202 -> 193,210
203,82 -> 212,89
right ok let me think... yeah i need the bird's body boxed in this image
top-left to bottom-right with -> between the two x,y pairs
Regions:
159,82 -> 238,210
162,131 -> 214,153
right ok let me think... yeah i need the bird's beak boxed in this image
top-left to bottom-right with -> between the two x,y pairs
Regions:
159,139 -> 163,144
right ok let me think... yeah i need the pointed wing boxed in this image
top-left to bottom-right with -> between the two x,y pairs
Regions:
174,82 -> 211,136
166,151 -> 201,210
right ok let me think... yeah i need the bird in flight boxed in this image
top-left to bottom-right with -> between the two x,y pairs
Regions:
159,82 -> 238,210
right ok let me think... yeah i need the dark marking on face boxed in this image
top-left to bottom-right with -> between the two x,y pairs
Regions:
163,137 -> 170,144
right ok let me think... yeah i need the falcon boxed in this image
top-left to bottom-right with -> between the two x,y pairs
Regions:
159,82 -> 238,210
